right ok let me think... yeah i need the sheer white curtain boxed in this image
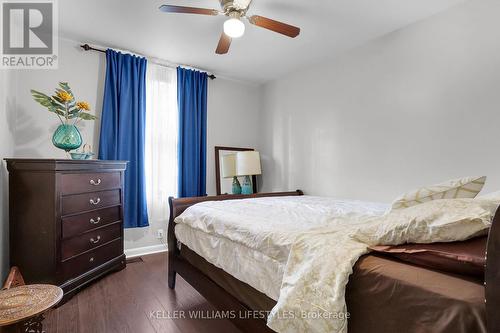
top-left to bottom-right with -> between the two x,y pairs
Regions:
145,63 -> 178,225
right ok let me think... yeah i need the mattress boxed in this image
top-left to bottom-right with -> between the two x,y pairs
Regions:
174,195 -> 389,300
176,223 -> 285,299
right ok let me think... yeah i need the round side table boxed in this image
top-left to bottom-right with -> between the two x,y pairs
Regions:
0,284 -> 63,333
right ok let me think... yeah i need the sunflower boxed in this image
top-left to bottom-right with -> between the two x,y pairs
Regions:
76,101 -> 90,111
57,91 -> 73,103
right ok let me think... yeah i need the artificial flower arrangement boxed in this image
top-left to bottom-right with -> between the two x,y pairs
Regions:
31,82 -> 96,124
31,82 -> 96,155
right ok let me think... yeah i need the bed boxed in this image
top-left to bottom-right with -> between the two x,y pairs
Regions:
167,191 -> 500,333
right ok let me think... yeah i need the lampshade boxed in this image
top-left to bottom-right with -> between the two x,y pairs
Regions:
236,151 -> 262,176
221,153 -> 237,178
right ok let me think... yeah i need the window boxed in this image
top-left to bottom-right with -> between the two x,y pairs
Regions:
145,63 -> 178,225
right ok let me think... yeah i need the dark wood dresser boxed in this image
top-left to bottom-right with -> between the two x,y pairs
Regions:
5,159 -> 127,302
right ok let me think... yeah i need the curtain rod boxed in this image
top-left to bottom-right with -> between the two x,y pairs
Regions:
80,44 -> 216,80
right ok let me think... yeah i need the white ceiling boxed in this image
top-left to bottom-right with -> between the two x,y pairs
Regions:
59,0 -> 464,83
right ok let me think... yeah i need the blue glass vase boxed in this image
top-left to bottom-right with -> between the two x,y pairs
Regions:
241,175 -> 253,195
52,124 -> 82,152
232,176 -> 242,195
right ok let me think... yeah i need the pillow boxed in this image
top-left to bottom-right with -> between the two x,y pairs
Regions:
370,236 -> 487,277
391,176 -> 486,210
354,198 -> 495,246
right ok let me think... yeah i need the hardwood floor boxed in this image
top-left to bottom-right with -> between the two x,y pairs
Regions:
42,253 -> 241,333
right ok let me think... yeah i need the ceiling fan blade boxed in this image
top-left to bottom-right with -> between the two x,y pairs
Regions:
247,15 -> 300,38
216,32 -> 232,55
159,5 -> 219,16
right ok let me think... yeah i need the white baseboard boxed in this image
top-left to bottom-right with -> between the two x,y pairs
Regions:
124,244 -> 168,259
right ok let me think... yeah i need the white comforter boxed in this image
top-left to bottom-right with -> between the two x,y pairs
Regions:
176,196 -> 388,263
175,196 -> 388,300
174,195 -> 495,333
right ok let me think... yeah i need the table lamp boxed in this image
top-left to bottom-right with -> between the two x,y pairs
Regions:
221,153 -> 241,194
236,151 -> 262,195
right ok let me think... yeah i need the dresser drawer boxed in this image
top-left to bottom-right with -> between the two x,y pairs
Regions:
61,223 -> 122,260
62,190 -> 121,216
61,172 -> 121,195
62,239 -> 122,280
62,206 -> 121,239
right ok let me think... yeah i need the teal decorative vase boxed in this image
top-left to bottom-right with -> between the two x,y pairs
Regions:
241,175 -> 253,195
52,124 -> 82,152
232,176 -> 242,195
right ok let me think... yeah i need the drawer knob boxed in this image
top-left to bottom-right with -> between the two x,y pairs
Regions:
90,236 -> 101,244
90,179 -> 102,186
90,217 -> 101,224
89,257 -> 95,263
89,197 -> 101,205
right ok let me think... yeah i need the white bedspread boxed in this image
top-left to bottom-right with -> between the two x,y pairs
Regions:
176,195 -> 388,261
174,195 -> 495,333
175,196 -> 388,300
174,197 -> 386,316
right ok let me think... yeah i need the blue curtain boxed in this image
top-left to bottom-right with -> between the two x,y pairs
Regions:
99,49 -> 149,228
177,67 -> 208,197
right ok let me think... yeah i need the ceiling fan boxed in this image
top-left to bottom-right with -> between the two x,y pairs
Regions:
159,0 -> 301,55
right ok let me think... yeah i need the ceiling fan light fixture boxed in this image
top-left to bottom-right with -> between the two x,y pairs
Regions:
158,1 -> 301,55
224,17 -> 245,38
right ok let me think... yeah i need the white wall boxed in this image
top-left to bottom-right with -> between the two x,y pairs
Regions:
259,0 -> 500,203
0,70 -> 16,280
13,38 -> 105,158
206,78 -> 261,195
8,37 -> 261,253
